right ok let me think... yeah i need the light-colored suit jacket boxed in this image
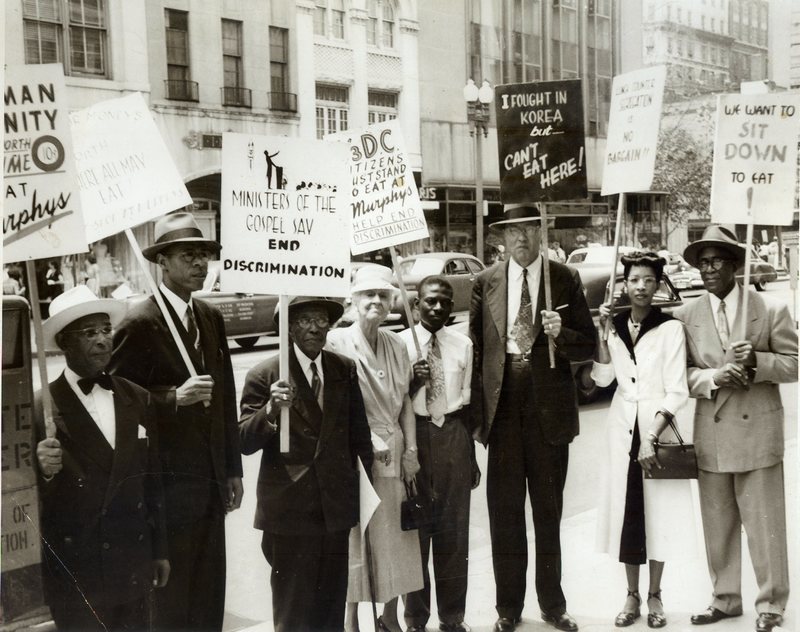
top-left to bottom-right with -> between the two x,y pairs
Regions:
675,287 -> 797,473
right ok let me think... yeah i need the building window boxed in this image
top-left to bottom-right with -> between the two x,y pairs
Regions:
314,0 -> 345,40
165,9 -> 196,100
367,1 -> 395,48
270,26 -> 288,93
368,90 -> 398,123
222,20 -> 243,89
512,0 -> 542,82
587,0 -> 611,137
315,84 -> 349,139
551,0 -> 578,79
23,0 -> 108,77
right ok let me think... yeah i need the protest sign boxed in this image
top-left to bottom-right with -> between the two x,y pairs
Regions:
711,93 -> 800,226
329,120 -> 428,255
601,66 -> 666,196
70,92 -> 192,242
495,79 -> 587,203
4,64 -> 87,261
220,133 -> 351,297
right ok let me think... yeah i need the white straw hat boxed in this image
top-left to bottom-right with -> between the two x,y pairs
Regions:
42,285 -> 126,351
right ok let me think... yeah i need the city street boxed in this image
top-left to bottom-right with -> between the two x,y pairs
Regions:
33,282 -> 798,632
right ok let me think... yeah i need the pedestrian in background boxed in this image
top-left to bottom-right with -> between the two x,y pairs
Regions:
676,226 -> 797,632
239,296 -> 374,632
469,203 -> 596,632
400,276 -> 479,632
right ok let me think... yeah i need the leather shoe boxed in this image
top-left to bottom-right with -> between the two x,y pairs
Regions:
691,607 -> 741,625
542,611 -> 579,632
493,617 -> 520,632
439,623 -> 471,632
755,613 -> 783,632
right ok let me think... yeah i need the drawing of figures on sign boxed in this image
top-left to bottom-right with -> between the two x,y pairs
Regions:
329,119 -> 428,255
495,79 -> 587,203
4,64 -> 87,262
220,133 -> 351,297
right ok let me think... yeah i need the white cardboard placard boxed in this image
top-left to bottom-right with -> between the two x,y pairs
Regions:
69,92 -> 192,242
711,93 -> 800,226
220,133 -> 351,296
601,66 -> 666,196
4,64 -> 87,261
329,120 -> 428,255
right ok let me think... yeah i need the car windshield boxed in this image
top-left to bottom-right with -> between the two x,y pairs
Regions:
399,257 -> 443,278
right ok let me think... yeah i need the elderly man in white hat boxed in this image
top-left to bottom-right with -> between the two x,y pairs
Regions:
108,212 -> 242,631
35,286 -> 170,631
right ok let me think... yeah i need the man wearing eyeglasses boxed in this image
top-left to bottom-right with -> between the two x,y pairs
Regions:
34,286 -> 170,631
676,225 -> 797,632
239,296 -> 373,632
109,212 -> 243,631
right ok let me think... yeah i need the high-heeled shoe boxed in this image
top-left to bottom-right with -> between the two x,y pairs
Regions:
647,591 -> 667,628
615,590 -> 641,627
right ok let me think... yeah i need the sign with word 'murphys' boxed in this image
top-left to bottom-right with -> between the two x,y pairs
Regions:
495,79 -> 587,203
329,120 -> 428,255
601,66 -> 666,196
711,93 -> 800,226
4,64 -> 87,261
220,133 -> 351,296
69,93 -> 192,242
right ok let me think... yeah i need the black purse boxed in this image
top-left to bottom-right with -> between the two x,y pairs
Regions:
645,419 -> 698,479
400,480 -> 432,531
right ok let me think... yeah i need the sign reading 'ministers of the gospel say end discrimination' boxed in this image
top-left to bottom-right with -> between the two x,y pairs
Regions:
70,93 -> 193,242
220,133 -> 351,297
495,79 -> 587,204
329,120 -> 428,255
4,64 -> 87,261
601,66 -> 666,196
711,93 -> 800,226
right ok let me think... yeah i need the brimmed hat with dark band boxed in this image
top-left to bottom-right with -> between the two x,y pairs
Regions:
683,225 -> 746,268
489,203 -> 543,228
142,212 -> 222,262
273,296 -> 344,326
42,285 -> 126,352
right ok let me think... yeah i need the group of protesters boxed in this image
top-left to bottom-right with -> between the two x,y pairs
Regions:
33,206 -> 796,632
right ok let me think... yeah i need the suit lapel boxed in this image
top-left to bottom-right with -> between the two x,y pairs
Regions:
104,378 -> 136,507
531,256 -> 546,341
487,262 -> 508,343
289,349 -> 322,431
315,351 -> 341,457
731,285 -> 761,343
153,294 -> 205,373
50,374 -> 114,473
194,300 -> 216,372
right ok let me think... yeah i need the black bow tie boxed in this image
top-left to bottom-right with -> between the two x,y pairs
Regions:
77,373 -> 113,395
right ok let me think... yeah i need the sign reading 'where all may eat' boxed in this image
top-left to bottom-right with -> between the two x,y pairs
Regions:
4,64 -> 87,262
329,120 -> 428,255
495,79 -> 587,204
711,93 -> 800,226
70,92 -> 193,242
601,65 -> 667,196
220,133 -> 351,297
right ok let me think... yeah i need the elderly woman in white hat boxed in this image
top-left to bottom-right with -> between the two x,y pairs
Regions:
327,265 -> 423,632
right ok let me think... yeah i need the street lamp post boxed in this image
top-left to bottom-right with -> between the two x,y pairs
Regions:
463,79 -> 494,263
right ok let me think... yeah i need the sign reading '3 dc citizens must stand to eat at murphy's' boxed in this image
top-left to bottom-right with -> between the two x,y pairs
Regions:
495,79 -> 587,204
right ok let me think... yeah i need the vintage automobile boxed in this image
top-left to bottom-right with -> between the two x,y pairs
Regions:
737,245 -> 778,291
565,245 -> 642,267
659,251 -> 703,291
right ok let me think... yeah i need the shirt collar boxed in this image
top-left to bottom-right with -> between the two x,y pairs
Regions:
415,323 -> 444,347
293,342 -> 321,374
160,282 -> 193,319
64,366 -> 107,396
508,254 -> 542,280
708,282 -> 739,312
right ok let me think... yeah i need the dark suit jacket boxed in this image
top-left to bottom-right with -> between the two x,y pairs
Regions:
109,294 -> 243,525
469,258 -> 596,445
239,348 -> 374,535
34,374 -> 168,609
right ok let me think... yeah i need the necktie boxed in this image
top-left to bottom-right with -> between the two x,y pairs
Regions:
78,373 -> 113,395
717,300 -> 730,349
185,304 -> 199,349
426,334 -> 447,426
511,268 -> 535,355
310,362 -> 322,408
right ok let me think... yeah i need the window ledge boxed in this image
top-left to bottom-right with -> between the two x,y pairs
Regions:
65,76 -> 151,93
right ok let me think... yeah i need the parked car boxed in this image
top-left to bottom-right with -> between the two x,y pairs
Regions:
565,245 -> 642,267
737,245 -> 777,291
658,251 -> 703,291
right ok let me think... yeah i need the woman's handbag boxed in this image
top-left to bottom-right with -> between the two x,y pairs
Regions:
400,480 -> 432,531
645,419 -> 698,480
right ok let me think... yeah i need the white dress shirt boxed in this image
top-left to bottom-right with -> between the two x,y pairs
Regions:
399,324 -> 472,418
294,343 -> 324,399
707,282 -> 740,338
506,255 -> 542,354
160,282 -> 196,333
64,366 -> 116,449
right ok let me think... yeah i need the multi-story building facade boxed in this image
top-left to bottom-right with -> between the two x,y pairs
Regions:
791,5 -> 800,89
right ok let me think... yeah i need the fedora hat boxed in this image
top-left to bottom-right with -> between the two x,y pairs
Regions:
683,225 -> 746,268
350,265 -> 399,295
272,296 -> 344,326
42,285 -> 126,351
489,203 -> 543,228
142,212 -> 221,262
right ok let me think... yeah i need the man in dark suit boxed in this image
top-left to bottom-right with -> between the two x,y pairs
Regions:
109,212 -> 243,631
239,296 -> 374,632
469,204 -> 596,632
35,286 -> 170,631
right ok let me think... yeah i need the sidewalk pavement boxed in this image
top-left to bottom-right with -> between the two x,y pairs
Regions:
235,436 -> 797,632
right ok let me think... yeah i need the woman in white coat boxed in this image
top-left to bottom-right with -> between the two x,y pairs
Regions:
592,252 -> 697,629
